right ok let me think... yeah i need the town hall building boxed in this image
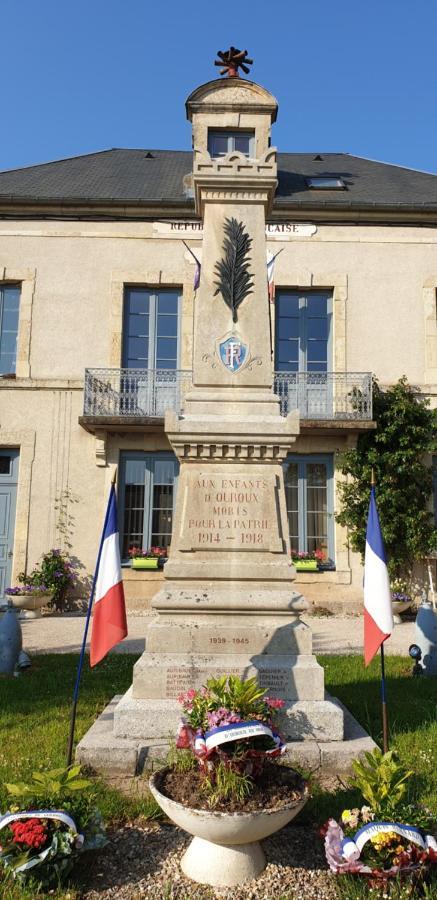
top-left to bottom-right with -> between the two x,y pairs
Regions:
1,60 -> 437,611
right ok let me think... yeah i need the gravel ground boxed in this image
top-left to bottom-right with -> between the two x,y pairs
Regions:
80,821 -> 336,900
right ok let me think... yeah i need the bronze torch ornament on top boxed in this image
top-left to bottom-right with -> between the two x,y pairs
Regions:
215,47 -> 253,78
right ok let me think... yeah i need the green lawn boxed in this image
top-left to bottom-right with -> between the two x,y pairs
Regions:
0,653 -> 436,897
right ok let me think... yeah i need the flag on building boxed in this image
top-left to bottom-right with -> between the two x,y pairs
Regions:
193,258 -> 201,291
267,250 -> 276,302
90,484 -> 127,667
363,486 -> 393,665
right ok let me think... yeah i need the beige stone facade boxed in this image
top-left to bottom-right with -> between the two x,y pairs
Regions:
1,76 -> 436,611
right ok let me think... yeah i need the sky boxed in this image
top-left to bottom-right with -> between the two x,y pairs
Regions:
1,0 -> 437,174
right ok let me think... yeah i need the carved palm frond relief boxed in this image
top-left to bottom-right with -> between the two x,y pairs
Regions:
214,217 -> 254,323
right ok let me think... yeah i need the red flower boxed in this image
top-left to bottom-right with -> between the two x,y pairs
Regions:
10,818 -> 48,850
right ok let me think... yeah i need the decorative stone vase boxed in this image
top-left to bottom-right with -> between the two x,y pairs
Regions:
392,599 -> 412,624
292,559 -> 318,572
9,591 -> 52,619
149,768 -> 308,888
131,558 -> 159,570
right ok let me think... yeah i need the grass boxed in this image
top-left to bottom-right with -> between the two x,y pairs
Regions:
0,652 -> 436,898
0,652 -> 160,822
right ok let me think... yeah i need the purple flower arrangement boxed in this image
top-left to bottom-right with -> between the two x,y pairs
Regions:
6,549 -> 77,612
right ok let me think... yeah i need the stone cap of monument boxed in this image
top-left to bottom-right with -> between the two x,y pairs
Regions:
185,78 -> 278,123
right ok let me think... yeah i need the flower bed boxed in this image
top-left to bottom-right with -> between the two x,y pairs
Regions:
321,748 -> 437,888
0,766 -> 106,889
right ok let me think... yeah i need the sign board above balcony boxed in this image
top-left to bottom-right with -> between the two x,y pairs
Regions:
152,222 -> 317,239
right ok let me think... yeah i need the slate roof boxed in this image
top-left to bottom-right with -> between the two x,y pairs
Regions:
1,148 -> 437,211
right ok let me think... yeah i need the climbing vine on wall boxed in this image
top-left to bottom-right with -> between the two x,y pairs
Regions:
336,377 -> 437,577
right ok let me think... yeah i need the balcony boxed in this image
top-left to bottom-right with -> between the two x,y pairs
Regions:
79,368 -> 373,433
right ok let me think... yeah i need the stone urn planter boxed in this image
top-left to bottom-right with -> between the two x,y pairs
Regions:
9,591 -> 52,619
149,767 -> 308,888
392,599 -> 412,624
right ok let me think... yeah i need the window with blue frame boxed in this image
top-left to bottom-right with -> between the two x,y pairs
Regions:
0,284 -> 20,375
118,452 -> 179,559
283,455 -> 334,563
275,290 -> 332,373
122,287 -> 181,370
207,130 -> 255,158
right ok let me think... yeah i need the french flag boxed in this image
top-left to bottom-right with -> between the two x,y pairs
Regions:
364,487 -> 393,666
90,485 -> 128,667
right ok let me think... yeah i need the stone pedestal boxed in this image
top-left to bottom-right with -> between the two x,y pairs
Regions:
114,589 -> 343,742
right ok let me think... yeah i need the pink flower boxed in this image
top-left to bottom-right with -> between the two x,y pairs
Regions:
265,697 -> 285,709
176,719 -> 194,749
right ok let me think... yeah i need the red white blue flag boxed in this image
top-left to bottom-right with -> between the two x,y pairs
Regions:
363,487 -> 393,665
90,485 -> 127,666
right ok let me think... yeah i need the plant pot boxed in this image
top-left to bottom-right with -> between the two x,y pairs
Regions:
292,559 -> 318,572
9,592 -> 52,619
149,768 -> 308,888
131,558 -> 159,570
392,599 -> 412,624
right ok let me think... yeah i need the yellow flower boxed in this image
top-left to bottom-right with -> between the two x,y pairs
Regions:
371,831 -> 398,850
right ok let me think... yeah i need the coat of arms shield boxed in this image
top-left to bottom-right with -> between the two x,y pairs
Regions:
218,335 -> 249,373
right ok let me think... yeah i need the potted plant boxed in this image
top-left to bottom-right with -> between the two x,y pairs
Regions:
6,549 -> 77,614
390,577 -> 413,624
0,765 -> 106,890
148,675 -> 308,888
321,748 -> 437,890
291,549 -> 325,572
128,546 -> 168,570
4,583 -> 52,619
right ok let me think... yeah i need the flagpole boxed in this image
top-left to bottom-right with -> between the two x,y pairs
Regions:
380,642 -> 389,753
371,468 -> 389,754
66,469 -> 117,766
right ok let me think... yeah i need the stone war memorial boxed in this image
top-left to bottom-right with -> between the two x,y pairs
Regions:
78,56 -> 373,775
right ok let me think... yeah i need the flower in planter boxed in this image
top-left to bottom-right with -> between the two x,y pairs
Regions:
128,545 -> 167,558
5,583 -> 49,595
173,675 -> 289,806
0,765 -> 106,888
8,549 -> 77,612
290,548 -> 325,562
320,748 -> 437,882
390,577 -> 412,602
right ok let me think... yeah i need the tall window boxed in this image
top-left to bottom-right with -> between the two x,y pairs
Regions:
0,284 -> 20,375
283,455 -> 334,563
119,452 -> 178,559
208,130 -> 255,158
122,288 -> 181,370
275,291 -> 332,373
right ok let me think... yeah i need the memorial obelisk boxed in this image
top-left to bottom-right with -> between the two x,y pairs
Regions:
114,53 -> 343,744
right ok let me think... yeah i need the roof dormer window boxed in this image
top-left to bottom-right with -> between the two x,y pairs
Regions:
208,130 -> 255,159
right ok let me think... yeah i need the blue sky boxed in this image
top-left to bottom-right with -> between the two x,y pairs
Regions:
1,0 -> 437,174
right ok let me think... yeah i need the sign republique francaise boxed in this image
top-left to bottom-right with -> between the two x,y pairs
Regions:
153,221 -> 317,238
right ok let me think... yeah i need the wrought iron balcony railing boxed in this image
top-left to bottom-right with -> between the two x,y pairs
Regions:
273,371 -> 373,420
83,368 -> 193,418
83,368 -> 372,421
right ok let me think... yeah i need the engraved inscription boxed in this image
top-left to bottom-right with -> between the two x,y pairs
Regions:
165,667 -> 193,698
180,471 -> 282,551
257,669 -> 289,695
209,637 -> 249,645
